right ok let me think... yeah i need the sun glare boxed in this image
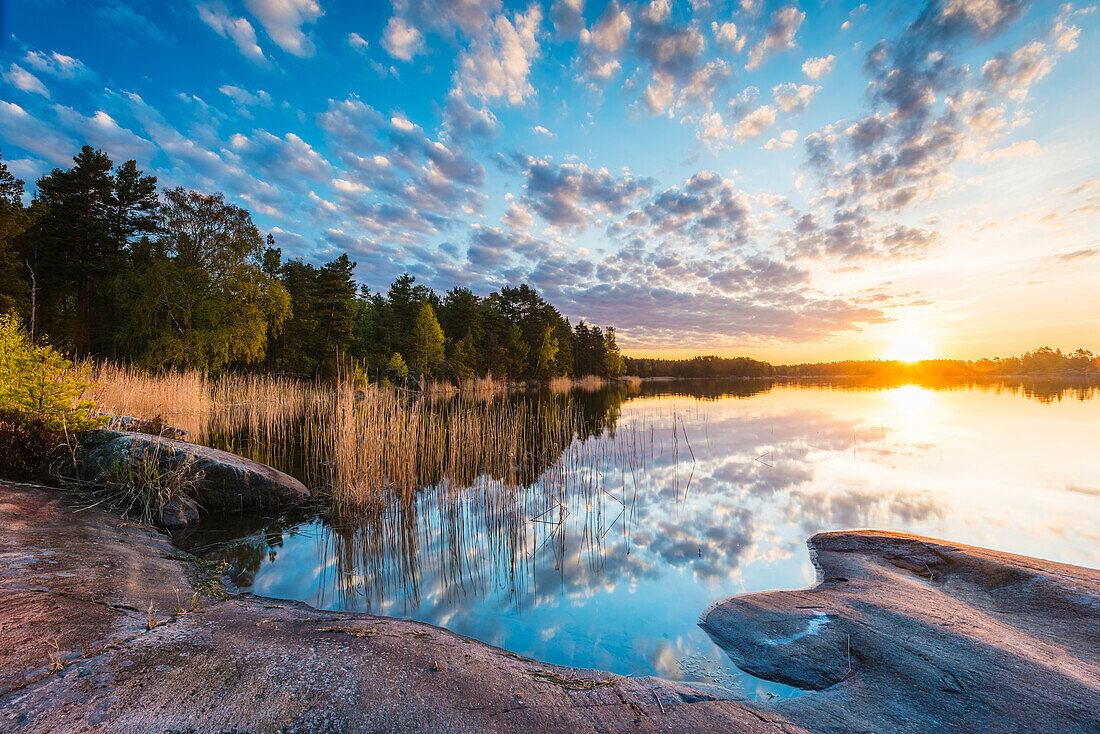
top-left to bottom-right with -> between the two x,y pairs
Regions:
882,332 -> 936,362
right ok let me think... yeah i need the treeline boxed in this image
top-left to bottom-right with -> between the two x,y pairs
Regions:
777,349 -> 1100,378
625,348 -> 1099,380
624,355 -> 776,378
0,146 -> 624,380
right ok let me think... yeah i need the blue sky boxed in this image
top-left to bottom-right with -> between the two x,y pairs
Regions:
2,0 -> 1097,360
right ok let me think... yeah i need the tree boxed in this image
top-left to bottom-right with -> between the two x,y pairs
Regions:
33,146 -> 115,354
124,188 -> 290,371
385,351 -> 409,382
0,150 -> 28,316
602,327 -> 625,377
409,302 -> 445,376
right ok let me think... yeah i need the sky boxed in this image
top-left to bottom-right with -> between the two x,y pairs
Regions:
1,0 -> 1097,362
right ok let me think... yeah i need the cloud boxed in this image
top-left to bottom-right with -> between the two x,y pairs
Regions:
550,0 -> 585,36
801,54 -> 834,80
96,2 -> 170,44
382,17 -> 425,61
22,50 -> 92,80
390,0 -> 501,39
197,2 -> 267,64
0,101 -> 76,166
243,0 -> 323,57
772,82 -> 818,114
532,125 -> 554,137
746,6 -> 805,71
218,84 -> 272,107
764,129 -> 798,150
979,139 -> 1039,163
1053,248 -> 1097,263
518,156 -> 652,230
453,5 -> 543,105
733,104 -> 776,142
53,106 -> 158,163
347,32 -> 369,51
578,0 -> 631,80
3,64 -> 49,97
711,21 -> 745,53
442,92 -> 499,143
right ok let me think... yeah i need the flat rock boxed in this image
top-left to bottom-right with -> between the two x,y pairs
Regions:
70,429 -> 310,515
701,529 -> 1100,733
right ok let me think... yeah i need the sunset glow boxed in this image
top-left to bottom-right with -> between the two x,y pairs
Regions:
1,1 -> 1097,360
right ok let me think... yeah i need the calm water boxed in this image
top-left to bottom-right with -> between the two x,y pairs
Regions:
172,379 -> 1100,698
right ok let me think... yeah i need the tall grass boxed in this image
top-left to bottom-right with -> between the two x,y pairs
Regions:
81,364 -> 651,551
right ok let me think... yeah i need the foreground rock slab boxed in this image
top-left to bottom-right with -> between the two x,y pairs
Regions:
701,529 -> 1100,733
2,480 -> 1097,733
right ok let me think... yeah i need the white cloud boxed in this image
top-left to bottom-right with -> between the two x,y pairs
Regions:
347,32 -> 369,51
733,104 -> 776,142
3,64 -> 49,97
454,5 -> 543,105
22,50 -> 91,80
532,125 -> 554,137
243,0 -> 323,57
802,54 -> 835,80
197,3 -> 267,65
711,21 -> 745,53
382,17 -> 425,61
764,128 -> 798,150
980,139 -> 1040,163
218,84 -> 272,107
773,82 -> 818,114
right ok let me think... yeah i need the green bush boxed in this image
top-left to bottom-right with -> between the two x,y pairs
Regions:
0,312 -> 105,431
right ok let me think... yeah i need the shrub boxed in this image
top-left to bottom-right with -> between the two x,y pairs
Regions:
0,313 -> 105,432
0,410 -> 72,480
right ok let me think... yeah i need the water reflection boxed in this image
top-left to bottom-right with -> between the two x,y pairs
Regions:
174,377 -> 1100,691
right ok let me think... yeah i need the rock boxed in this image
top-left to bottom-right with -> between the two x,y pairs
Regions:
700,529 -> 1100,733
157,496 -> 200,527
2,481 -> 1097,734
70,429 -> 309,514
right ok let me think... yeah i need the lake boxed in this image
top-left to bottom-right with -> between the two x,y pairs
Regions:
171,378 -> 1100,699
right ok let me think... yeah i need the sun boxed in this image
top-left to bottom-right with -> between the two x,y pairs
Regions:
882,331 -> 936,362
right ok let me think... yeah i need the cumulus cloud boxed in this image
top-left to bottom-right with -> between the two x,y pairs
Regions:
518,156 -> 652,230
801,54 -> 834,80
733,104 -> 776,142
197,2 -> 267,64
382,17 -> 425,61
3,64 -> 49,97
550,0 -> 585,36
578,0 -> 632,79
244,0 -> 323,57
764,129 -> 798,150
711,21 -> 745,52
453,5 -> 543,105
746,6 -> 805,71
772,82 -> 818,114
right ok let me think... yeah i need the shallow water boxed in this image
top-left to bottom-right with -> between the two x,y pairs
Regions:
172,378 -> 1100,699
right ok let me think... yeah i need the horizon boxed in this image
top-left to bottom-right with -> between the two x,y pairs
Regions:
2,0 -> 1098,362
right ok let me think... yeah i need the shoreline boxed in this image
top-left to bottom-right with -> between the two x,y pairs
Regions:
3,479 -> 1096,733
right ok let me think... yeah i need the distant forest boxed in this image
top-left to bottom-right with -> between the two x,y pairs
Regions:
626,348 -> 1100,379
0,147 -> 625,381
